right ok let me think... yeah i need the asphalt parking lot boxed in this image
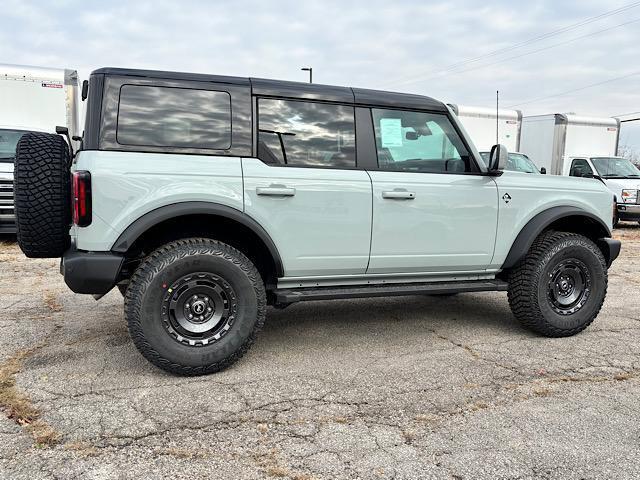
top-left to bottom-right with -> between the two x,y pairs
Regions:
1,226 -> 639,480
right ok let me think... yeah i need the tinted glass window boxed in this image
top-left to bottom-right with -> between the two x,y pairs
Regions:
117,85 -> 231,149
591,157 -> 640,177
0,129 -> 29,162
372,109 -> 471,173
569,159 -> 593,177
257,98 -> 355,168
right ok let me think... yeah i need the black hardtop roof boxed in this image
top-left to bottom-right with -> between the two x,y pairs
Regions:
92,67 -> 447,112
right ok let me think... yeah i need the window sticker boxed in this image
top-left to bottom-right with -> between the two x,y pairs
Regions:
380,118 -> 403,148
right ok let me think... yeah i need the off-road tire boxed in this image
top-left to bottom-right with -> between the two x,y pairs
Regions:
14,132 -> 71,258
117,284 -> 128,297
125,238 -> 266,376
507,231 -> 607,337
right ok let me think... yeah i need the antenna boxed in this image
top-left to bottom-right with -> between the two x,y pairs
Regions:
496,90 -> 499,145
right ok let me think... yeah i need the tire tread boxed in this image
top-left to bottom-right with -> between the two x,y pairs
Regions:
14,132 -> 71,258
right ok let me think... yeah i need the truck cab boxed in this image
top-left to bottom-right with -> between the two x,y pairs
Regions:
565,155 -> 640,222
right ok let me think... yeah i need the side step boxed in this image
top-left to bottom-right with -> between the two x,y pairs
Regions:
273,280 -> 508,304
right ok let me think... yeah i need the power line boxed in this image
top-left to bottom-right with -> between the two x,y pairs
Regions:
417,18 -> 640,80
505,71 -> 640,108
384,1 -> 640,88
438,1 -> 640,72
614,111 -> 640,117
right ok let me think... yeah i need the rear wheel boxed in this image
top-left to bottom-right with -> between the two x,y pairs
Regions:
507,231 -> 607,337
125,238 -> 266,375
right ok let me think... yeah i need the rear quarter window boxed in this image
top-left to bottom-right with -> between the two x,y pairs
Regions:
116,85 -> 231,150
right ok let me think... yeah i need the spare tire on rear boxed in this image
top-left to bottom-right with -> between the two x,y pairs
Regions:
14,132 -> 71,258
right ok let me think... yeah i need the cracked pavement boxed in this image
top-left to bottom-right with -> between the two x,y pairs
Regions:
1,226 -> 639,479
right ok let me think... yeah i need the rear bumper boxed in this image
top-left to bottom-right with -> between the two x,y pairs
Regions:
617,203 -> 640,221
60,249 -> 124,294
597,238 -> 621,268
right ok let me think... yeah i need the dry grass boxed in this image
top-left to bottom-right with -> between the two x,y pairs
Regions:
155,447 -> 208,460
532,387 -> 553,397
64,441 -> 99,457
0,344 -> 60,446
402,429 -> 417,444
43,291 -> 62,312
254,448 -> 316,480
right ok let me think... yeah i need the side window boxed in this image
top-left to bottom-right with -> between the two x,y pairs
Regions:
117,85 -> 231,149
371,108 -> 472,173
257,98 -> 356,168
569,159 -> 593,177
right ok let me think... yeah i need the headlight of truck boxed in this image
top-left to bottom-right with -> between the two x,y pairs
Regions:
621,189 -> 638,204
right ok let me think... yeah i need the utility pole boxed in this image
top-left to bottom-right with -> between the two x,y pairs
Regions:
301,67 -> 313,83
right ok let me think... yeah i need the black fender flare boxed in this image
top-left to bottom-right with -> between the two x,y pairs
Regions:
501,206 -> 611,269
111,202 -> 284,277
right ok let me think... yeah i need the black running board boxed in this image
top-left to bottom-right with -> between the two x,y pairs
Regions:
273,280 -> 508,304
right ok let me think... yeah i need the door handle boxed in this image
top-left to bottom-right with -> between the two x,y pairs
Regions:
256,185 -> 296,197
382,190 -> 416,200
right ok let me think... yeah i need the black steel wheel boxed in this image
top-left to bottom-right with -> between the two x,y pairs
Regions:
508,231 -> 607,337
161,272 -> 237,346
547,259 -> 591,316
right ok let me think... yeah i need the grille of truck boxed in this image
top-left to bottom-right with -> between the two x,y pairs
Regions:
0,178 -> 15,230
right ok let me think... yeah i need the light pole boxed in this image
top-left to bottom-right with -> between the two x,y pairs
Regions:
301,67 -> 312,83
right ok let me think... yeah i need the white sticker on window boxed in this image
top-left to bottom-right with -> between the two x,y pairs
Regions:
380,118 -> 403,148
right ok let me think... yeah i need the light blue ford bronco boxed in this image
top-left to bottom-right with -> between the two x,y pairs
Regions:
14,68 -> 620,375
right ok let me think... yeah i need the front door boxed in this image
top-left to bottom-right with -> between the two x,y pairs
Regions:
366,107 -> 498,274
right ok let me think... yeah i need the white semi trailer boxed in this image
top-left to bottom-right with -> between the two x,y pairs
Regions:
0,64 -> 79,233
520,114 -> 640,223
448,104 -> 522,152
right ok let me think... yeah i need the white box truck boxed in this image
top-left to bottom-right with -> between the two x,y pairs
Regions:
0,63 -> 80,233
449,104 -> 544,175
448,104 -> 522,152
520,114 -> 639,223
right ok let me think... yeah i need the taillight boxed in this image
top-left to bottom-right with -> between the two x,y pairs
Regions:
72,171 -> 92,227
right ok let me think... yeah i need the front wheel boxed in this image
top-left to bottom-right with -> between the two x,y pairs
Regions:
125,238 -> 266,375
507,231 -> 607,337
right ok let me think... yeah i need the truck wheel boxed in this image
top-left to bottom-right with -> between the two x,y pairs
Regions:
14,132 -> 71,258
507,231 -> 607,337
125,238 -> 266,375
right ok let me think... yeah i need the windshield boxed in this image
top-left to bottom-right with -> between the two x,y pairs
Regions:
591,157 -> 640,178
0,129 -> 29,162
479,152 -> 540,174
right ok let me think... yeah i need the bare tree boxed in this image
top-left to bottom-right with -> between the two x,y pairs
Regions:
618,144 -> 640,167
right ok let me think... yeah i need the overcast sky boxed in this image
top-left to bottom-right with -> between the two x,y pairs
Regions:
2,0 -> 639,149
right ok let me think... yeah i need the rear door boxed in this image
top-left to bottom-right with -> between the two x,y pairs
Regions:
242,97 -> 372,278
365,107 -> 498,274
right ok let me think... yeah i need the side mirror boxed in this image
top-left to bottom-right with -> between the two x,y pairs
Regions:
81,80 -> 89,101
540,167 -> 547,174
488,144 -> 508,173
